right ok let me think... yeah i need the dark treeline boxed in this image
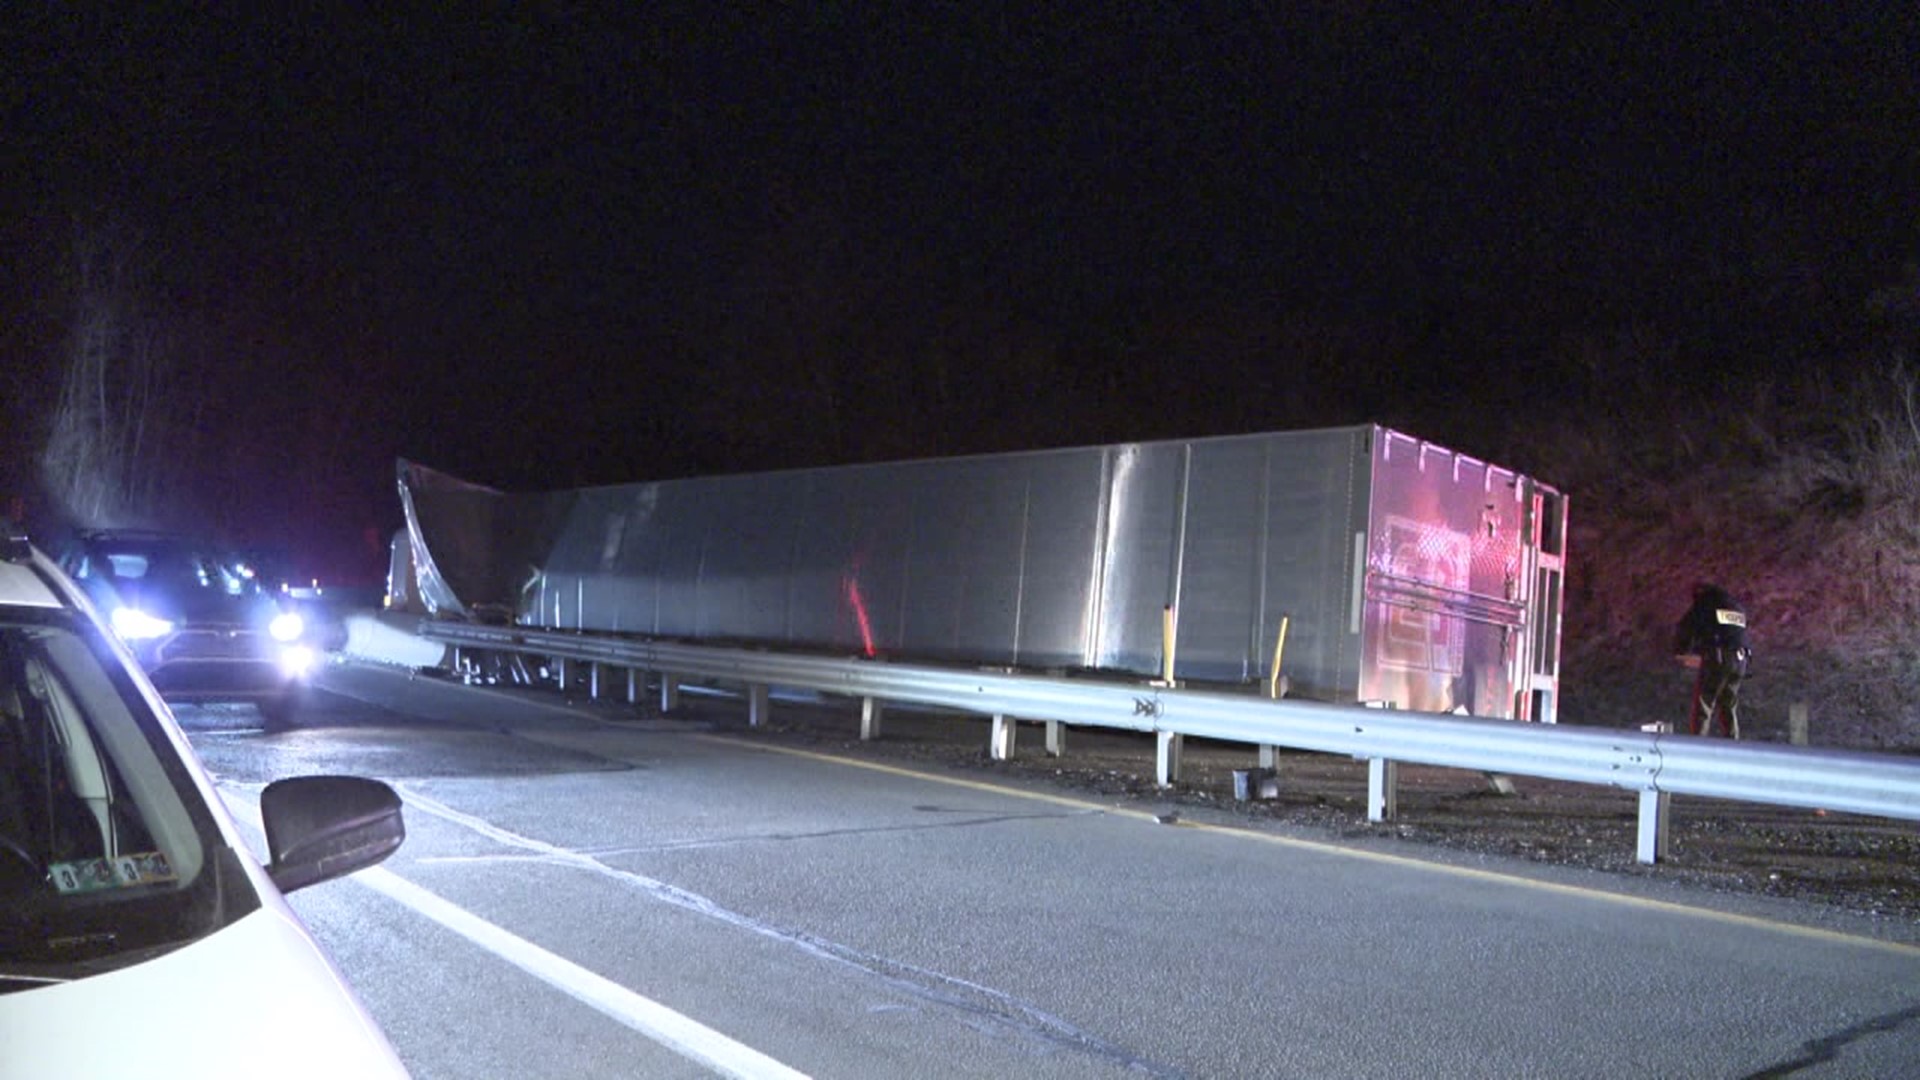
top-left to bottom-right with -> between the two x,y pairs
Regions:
4,213 -> 1917,747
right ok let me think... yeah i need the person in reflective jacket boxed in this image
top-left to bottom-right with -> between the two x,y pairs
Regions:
1672,582 -> 1750,738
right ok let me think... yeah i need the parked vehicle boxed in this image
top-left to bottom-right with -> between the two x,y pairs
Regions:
0,519 -> 408,1077
54,530 -> 315,728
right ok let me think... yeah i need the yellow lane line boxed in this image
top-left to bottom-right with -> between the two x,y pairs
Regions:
698,733 -> 1920,960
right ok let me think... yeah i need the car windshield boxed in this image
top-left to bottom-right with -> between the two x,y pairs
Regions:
0,608 -> 258,990
82,539 -> 266,598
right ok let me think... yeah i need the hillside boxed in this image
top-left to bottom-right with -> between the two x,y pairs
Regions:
1464,360 -> 1920,749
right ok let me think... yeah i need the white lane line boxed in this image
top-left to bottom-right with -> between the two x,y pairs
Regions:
219,789 -> 809,1080
350,866 -> 810,1080
390,787 -> 1173,1073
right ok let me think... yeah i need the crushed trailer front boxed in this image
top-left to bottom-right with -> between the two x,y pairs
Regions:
396,425 -> 1566,721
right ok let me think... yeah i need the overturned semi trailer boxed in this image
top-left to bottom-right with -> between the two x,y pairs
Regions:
396,425 -> 1567,720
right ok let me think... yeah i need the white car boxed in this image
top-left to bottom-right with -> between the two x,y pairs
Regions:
0,521 -> 408,1077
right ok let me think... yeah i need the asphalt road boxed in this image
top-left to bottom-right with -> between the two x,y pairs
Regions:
180,661 -> 1920,1079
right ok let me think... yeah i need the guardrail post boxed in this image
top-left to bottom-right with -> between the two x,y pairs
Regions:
589,661 -> 601,701
1368,759 -> 1398,821
991,715 -> 1016,760
1046,719 -> 1066,757
1259,744 -> 1278,769
1636,789 -> 1670,864
660,674 -> 680,713
1789,702 -> 1809,746
1156,731 -> 1183,787
860,697 -> 884,741
556,657 -> 571,693
749,683 -> 770,727
626,667 -> 639,705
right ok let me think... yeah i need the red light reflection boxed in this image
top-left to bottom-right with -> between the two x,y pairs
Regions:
844,573 -> 877,657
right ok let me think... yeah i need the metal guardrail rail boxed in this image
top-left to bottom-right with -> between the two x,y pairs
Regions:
417,621 -> 1920,864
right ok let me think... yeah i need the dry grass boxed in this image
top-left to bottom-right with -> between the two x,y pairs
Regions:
1521,359 -> 1920,748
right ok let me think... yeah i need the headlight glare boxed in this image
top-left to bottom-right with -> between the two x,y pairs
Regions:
112,608 -> 176,641
269,611 -> 305,642
279,645 -> 316,678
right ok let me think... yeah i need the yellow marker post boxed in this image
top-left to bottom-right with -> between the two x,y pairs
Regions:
1160,605 -> 1176,684
1267,615 -> 1290,699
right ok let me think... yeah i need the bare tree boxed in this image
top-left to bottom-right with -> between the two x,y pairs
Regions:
39,222 -> 200,529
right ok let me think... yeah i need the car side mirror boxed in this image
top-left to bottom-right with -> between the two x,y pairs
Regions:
261,775 -> 405,894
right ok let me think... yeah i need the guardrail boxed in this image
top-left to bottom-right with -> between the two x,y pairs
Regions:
415,621 -> 1920,864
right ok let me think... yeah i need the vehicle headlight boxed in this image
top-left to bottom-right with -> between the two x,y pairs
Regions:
112,608 -> 176,641
279,645 -> 316,677
269,611 -> 305,642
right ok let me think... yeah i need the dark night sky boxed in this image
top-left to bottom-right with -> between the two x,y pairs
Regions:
3,6 -> 1917,572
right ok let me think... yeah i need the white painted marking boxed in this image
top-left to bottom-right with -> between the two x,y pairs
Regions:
220,789 -> 809,1080
350,866 -> 810,1080
387,788 -> 1143,1060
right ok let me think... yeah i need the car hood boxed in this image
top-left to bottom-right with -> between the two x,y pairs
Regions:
0,904 -> 408,1078
107,581 -> 275,625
